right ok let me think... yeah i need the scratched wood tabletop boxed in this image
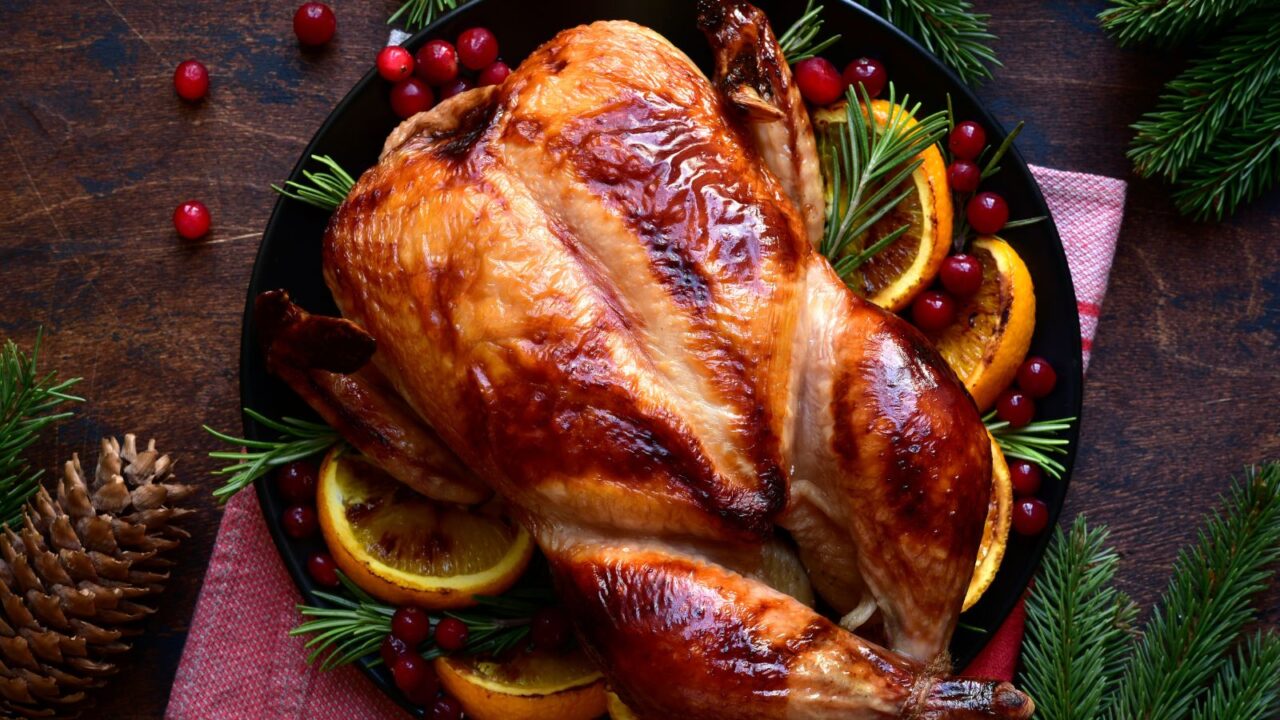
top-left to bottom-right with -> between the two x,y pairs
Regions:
0,0 -> 1277,717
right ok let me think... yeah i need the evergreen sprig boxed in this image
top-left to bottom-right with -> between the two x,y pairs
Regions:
778,0 -> 841,63
204,408 -> 341,503
1098,0 -> 1266,49
0,332 -> 82,528
1188,632 -> 1280,720
984,412 -> 1074,479
388,0 -> 461,31
1171,89 -> 1280,222
272,155 -> 357,212
874,0 -> 1000,84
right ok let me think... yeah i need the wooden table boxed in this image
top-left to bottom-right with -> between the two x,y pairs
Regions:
1,1 -> 1276,716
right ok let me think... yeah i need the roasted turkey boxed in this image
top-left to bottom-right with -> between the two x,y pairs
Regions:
256,1 -> 1033,716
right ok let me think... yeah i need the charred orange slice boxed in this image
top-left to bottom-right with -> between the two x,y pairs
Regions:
963,433 -> 1013,611
435,646 -> 607,720
317,447 -> 532,608
922,236 -> 1036,410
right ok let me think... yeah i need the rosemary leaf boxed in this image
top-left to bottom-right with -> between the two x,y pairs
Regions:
778,0 -> 841,63
272,155 -> 357,212
204,407 -> 340,502
984,412 -> 1075,479
388,0 -> 462,31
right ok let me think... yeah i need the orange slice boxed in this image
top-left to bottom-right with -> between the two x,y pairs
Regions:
813,99 -> 953,312
607,690 -> 638,719
963,432 -> 1012,611
435,646 -> 607,720
317,447 -> 533,608
922,236 -> 1036,410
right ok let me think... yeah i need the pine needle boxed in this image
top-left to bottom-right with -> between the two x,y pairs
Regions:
874,0 -> 1000,84
204,408 -> 341,503
388,0 -> 461,31
984,412 -> 1074,480
1188,631 -> 1280,720
272,155 -> 357,212
778,0 -> 841,64
1098,0 -> 1267,49
1171,89 -> 1280,222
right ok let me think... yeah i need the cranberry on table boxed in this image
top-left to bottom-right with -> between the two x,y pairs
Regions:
415,39 -> 459,85
793,57 -> 845,106
390,78 -> 434,119
1016,356 -> 1058,398
392,607 -> 433,646
439,77 -> 473,100
1010,460 -> 1042,498
293,2 -> 336,46
947,160 -> 981,194
477,61 -> 511,86
996,389 -> 1035,428
307,552 -> 339,587
173,60 -> 209,101
967,192 -> 1009,235
530,607 -> 571,651
282,505 -> 318,539
173,200 -> 211,240
1013,498 -> 1050,536
432,695 -> 464,720
433,617 -> 469,651
842,57 -> 886,99
377,46 -> 415,82
948,121 -> 986,160
391,654 -> 440,706
911,291 -> 957,331
939,254 -> 983,297
381,634 -> 410,667
456,27 -> 499,71
276,460 -> 318,504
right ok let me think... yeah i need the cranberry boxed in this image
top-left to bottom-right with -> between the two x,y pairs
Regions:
842,57 -> 886,99
456,27 -> 499,71
415,39 -> 459,85
390,78 -> 434,119
293,2 -> 336,46
949,121 -> 986,161
381,634 -> 410,667
433,617 -> 469,651
392,607 -> 433,646
432,695 -> 464,720
793,57 -> 845,106
1010,460 -> 1042,498
307,552 -> 339,587
392,654 -> 439,706
439,77 -> 473,100
967,192 -> 1009,235
477,61 -> 511,86
939,254 -> 983,297
173,60 -> 209,101
530,607 -> 571,651
1013,498 -> 1050,536
1016,356 -> 1058,398
947,160 -> 981,194
911,291 -> 957,331
173,200 -> 211,240
282,505 -> 318,539
276,460 -> 318,504
996,389 -> 1035,428
377,46 -> 414,82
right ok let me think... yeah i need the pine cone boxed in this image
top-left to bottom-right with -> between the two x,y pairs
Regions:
0,435 -> 192,718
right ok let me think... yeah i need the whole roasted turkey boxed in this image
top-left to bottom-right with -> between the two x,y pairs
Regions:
256,1 -> 1034,717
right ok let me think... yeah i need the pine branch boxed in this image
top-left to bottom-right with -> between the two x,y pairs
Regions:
1109,463 -> 1280,720
1127,9 -> 1280,181
1020,516 -> 1139,720
984,412 -> 1074,480
0,331 -> 83,528
873,0 -> 1000,84
388,0 -> 461,31
1171,88 -> 1280,222
1188,631 -> 1280,720
272,155 -> 357,212
778,0 -> 841,64
1098,0 -> 1266,49
204,408 -> 341,503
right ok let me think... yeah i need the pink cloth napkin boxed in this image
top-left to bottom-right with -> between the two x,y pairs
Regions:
166,165 -> 1126,718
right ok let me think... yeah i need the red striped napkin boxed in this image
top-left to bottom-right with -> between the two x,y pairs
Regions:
166,165 -> 1126,718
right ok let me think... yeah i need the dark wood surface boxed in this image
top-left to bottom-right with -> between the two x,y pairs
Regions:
0,1 -> 1276,717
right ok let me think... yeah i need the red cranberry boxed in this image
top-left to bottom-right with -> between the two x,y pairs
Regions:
911,291 -> 957,331
439,77 -> 473,100
530,607 -> 571,651
1010,460 -> 1042,498
939,254 -> 983,297
307,552 -> 339,587
1013,498 -> 1050,536
390,78 -> 434,119
433,617 -> 469,651
173,60 -> 209,101
842,57 -> 886,99
293,2 -> 336,46
477,61 -> 511,86
949,121 -> 986,160
793,57 -> 845,106
432,695 -> 464,720
282,505 -> 318,539
947,160 -> 981,193
967,192 -> 1009,235
276,460 -> 318,504
173,200 -> 211,240
996,389 -> 1035,428
392,607 -> 433,646
1016,356 -> 1058,398
381,634 -> 410,667
415,39 -> 458,85
391,654 -> 440,706
456,27 -> 499,71
377,46 -> 414,82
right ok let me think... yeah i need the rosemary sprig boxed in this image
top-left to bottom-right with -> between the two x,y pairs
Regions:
778,0 -> 840,64
0,331 -> 83,528
388,0 -> 461,31
271,154 -> 357,212
875,0 -> 1000,84
818,82 -> 948,281
984,411 -> 1074,480
204,408 -> 341,502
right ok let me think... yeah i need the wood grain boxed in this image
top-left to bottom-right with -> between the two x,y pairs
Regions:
0,0 -> 1276,717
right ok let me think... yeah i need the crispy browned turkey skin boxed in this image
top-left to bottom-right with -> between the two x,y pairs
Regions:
262,1 -> 1032,717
